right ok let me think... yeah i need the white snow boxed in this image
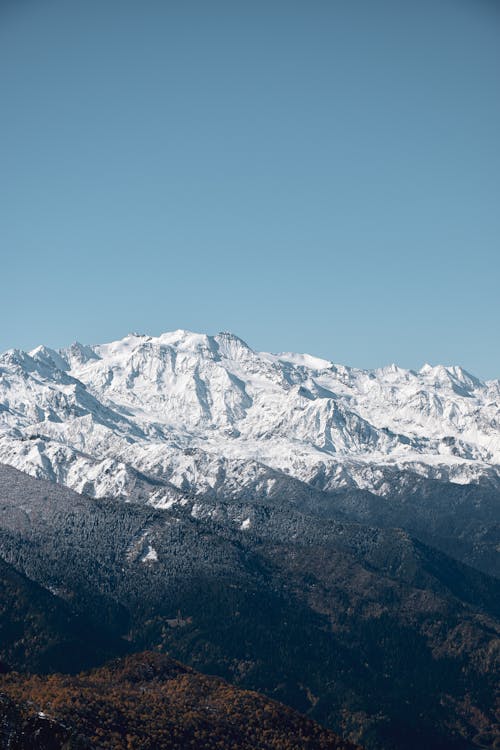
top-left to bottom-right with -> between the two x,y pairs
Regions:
0,329 -> 498,503
141,545 -> 158,563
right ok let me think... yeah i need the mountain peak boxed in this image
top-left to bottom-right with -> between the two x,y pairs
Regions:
214,331 -> 253,360
0,329 -> 498,503
65,341 -> 100,366
28,345 -> 69,371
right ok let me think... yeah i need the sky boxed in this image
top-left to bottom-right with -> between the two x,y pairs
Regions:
1,0 -> 499,378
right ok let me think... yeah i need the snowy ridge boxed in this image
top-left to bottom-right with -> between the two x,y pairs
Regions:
0,329 -> 499,503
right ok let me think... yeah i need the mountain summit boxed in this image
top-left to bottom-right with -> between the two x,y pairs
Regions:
0,329 -> 498,502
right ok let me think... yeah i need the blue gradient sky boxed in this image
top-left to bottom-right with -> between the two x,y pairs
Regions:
1,0 -> 499,377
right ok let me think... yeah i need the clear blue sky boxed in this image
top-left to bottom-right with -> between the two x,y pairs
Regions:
1,0 -> 499,378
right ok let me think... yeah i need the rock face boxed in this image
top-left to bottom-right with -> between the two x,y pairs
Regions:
0,330 -> 499,503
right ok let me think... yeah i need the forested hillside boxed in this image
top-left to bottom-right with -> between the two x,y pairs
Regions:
0,466 -> 498,749
0,652 -> 358,750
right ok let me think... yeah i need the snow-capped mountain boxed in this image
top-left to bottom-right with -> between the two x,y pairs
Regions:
0,329 -> 499,504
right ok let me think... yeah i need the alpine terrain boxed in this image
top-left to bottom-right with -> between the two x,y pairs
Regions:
0,330 -> 498,749
1,330 -> 499,505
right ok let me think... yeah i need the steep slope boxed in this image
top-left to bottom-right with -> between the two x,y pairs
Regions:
0,466 -> 498,749
0,652 -> 358,750
0,555 -> 126,674
0,330 -> 498,507
325,480 -> 500,577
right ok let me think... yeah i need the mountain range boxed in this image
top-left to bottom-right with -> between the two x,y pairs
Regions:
0,330 -> 498,749
1,329 -> 499,503
1,329 -> 498,577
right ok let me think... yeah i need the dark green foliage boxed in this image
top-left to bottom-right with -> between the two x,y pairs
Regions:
324,480 -> 500,578
0,557 -> 127,674
0,465 -> 498,749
